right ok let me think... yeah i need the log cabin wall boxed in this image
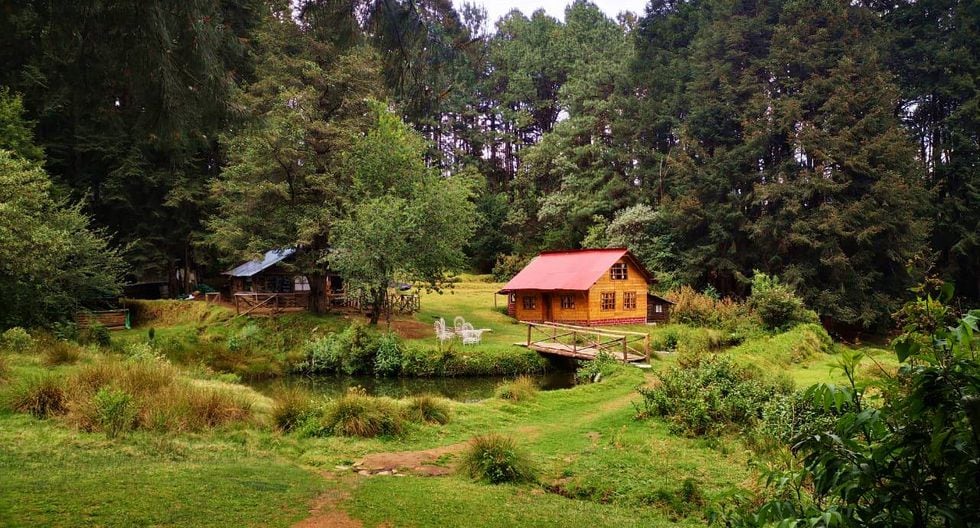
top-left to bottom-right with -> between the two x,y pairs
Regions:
586,258 -> 649,325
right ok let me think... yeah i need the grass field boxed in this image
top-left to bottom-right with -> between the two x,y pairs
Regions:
0,276 -> 899,527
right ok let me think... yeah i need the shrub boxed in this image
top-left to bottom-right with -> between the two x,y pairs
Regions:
404,394 -> 450,424
459,434 -> 536,484
124,342 -> 165,362
373,333 -> 402,377
399,344 -> 442,377
575,352 -> 619,383
495,375 -> 538,402
79,323 -> 111,347
760,389 -> 842,445
637,356 -> 788,436
491,254 -> 532,282
227,323 -> 262,352
747,272 -> 818,331
320,388 -> 404,437
300,323 -> 381,375
42,339 -> 83,366
1,327 -> 34,353
271,386 -> 313,433
50,321 -> 79,342
93,387 -> 136,438
5,374 -> 66,417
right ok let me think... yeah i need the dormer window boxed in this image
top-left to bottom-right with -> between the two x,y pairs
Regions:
611,263 -> 628,280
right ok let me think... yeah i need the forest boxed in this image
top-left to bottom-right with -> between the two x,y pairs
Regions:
1,0 -> 977,331
1,2 -> 979,527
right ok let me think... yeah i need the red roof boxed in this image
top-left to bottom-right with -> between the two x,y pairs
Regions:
498,248 -> 654,293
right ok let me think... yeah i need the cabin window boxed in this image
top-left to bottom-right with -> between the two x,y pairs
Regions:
560,294 -> 575,309
600,292 -> 616,311
611,263 -> 628,280
655,304 -> 664,313
294,276 -> 310,291
509,293 -> 516,303
624,291 -> 637,310
522,295 -> 537,310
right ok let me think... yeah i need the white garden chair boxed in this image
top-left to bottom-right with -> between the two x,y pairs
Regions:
434,319 -> 455,343
453,316 -> 466,334
461,328 -> 488,345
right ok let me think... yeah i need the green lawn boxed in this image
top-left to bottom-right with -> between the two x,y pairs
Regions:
0,276 -> 903,527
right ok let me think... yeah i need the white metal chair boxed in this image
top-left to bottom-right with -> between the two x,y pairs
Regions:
461,328 -> 488,345
434,319 -> 455,343
453,316 -> 466,334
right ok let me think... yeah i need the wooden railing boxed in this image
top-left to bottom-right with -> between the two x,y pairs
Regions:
233,292 -> 309,316
522,321 -> 650,363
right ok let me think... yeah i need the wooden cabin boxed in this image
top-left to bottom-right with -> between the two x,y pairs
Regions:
223,249 -> 345,314
498,248 -> 657,326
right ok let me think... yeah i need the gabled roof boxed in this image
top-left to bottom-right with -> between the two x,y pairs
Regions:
498,248 -> 654,293
223,248 -> 296,277
647,293 -> 675,305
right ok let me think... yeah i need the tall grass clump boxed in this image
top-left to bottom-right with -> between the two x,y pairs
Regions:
271,386 -> 313,433
4,373 -> 66,417
494,375 -> 538,402
0,353 -> 8,382
320,388 -> 405,437
459,434 -> 536,484
41,339 -> 84,366
1,327 -> 35,353
404,394 -> 451,424
93,387 -> 136,438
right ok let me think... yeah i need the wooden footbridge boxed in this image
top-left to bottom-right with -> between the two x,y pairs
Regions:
518,321 -> 650,363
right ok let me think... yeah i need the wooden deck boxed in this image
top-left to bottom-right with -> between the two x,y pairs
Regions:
518,321 -> 650,363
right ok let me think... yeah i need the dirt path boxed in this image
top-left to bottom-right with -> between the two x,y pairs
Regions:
292,474 -> 362,528
354,441 -> 469,476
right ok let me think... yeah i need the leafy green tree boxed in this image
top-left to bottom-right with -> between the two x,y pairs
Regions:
208,5 -> 383,312
329,104 -> 476,324
731,297 -> 980,526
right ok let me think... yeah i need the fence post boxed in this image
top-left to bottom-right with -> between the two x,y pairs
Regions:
644,334 -> 650,362
527,323 -> 532,346
622,337 -> 628,363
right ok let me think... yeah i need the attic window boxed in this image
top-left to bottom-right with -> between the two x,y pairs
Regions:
611,263 -> 628,280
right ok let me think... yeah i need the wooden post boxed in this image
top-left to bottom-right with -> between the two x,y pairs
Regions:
527,323 -> 532,346
644,334 -> 650,362
622,337 -> 628,363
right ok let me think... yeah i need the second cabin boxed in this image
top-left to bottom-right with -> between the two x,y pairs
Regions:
499,248 -> 666,326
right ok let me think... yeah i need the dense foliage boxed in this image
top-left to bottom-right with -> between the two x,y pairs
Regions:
730,299 -> 980,526
0,0 -> 976,326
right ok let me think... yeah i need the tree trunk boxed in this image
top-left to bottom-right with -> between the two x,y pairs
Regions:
368,286 -> 384,325
307,273 -> 326,314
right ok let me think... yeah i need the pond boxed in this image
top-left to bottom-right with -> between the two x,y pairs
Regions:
252,370 -> 578,402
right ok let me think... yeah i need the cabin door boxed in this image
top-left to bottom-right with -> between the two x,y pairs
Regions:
542,293 -> 552,322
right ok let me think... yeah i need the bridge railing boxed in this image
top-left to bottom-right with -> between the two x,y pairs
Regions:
521,321 -> 649,363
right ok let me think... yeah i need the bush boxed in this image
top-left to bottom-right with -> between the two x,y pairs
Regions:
399,344 -> 443,377
491,254 -> 532,282
79,323 -> 111,347
747,272 -> 818,331
575,352 -> 620,383
5,374 -> 66,417
637,356 -> 789,436
459,434 -> 536,484
373,333 -> 402,377
227,323 -> 262,352
404,394 -> 450,424
1,327 -> 34,353
271,386 -> 313,433
93,387 -> 136,438
300,323 -> 380,376
42,339 -> 83,366
320,388 -> 405,437
495,375 -> 538,402
760,389 -> 842,445
50,321 -> 79,342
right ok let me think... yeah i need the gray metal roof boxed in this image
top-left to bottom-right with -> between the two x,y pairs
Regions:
223,248 -> 296,277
